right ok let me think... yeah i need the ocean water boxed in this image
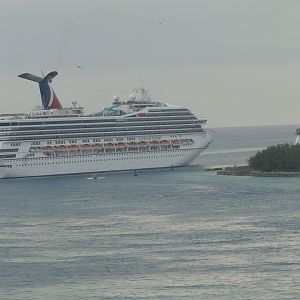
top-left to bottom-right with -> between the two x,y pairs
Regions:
0,125 -> 299,300
198,124 -> 299,168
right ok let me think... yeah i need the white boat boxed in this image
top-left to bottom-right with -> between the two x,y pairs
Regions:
0,71 -> 213,178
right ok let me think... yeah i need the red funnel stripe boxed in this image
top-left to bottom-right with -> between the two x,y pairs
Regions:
49,90 -> 63,109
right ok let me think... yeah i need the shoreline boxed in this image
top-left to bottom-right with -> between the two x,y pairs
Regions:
215,166 -> 300,177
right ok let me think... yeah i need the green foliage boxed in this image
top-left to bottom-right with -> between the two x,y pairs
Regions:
248,143 -> 300,172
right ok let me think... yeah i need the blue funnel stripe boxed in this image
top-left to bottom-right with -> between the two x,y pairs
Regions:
18,71 -> 62,109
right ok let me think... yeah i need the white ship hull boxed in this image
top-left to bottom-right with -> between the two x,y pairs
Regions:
0,76 -> 213,179
1,134 -> 211,179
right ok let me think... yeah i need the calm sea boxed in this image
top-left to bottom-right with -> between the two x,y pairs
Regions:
0,125 -> 299,299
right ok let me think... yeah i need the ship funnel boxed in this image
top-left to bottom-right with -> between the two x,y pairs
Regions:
18,71 -> 63,110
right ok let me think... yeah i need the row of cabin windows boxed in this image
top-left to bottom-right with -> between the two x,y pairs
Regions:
3,128 -> 201,142
15,152 -> 189,166
0,148 -> 19,153
47,140 -> 77,145
0,154 -> 16,158
0,114 -> 196,128
0,124 -> 203,138
0,121 -> 201,136
11,142 -> 21,147
0,117 -> 198,131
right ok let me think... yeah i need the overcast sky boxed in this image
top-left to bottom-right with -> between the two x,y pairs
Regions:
1,0 -> 300,127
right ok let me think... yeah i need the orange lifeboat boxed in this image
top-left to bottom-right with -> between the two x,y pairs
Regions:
94,143 -> 103,148
160,140 -> 169,144
58,145 -> 68,150
127,142 -> 137,146
116,143 -> 125,147
44,146 -> 54,151
172,139 -> 180,145
105,143 -> 115,148
81,144 -> 93,149
68,145 -> 79,150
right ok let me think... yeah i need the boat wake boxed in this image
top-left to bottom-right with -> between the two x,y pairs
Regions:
86,176 -> 106,180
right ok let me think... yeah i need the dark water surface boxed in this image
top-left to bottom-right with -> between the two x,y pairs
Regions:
0,126 -> 299,299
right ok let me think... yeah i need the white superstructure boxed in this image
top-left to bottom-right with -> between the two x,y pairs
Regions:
0,76 -> 212,178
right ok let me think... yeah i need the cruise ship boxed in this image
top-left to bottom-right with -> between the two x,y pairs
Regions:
0,71 -> 213,178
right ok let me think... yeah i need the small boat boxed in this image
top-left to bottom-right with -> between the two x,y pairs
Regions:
86,173 -> 97,180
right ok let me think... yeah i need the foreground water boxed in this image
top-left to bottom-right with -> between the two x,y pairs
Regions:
0,125 -> 299,299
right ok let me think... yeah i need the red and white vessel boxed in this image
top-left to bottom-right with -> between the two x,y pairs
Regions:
0,71 -> 212,178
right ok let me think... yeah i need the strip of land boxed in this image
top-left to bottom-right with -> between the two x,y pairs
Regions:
216,166 -> 300,177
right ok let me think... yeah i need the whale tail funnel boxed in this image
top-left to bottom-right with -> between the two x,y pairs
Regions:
18,71 -> 63,110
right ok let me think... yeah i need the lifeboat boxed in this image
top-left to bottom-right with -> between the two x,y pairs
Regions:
127,142 -> 137,146
160,140 -> 169,144
93,143 -> 103,148
58,145 -> 68,150
105,143 -> 115,148
81,144 -> 93,149
172,139 -> 181,144
68,146 -> 80,150
43,146 -> 54,151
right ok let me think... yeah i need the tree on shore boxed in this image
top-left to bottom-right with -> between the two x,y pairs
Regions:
248,143 -> 300,172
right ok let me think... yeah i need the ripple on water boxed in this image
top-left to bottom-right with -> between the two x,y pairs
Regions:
0,165 -> 299,299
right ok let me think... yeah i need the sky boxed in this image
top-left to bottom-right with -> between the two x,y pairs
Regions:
0,0 -> 300,127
